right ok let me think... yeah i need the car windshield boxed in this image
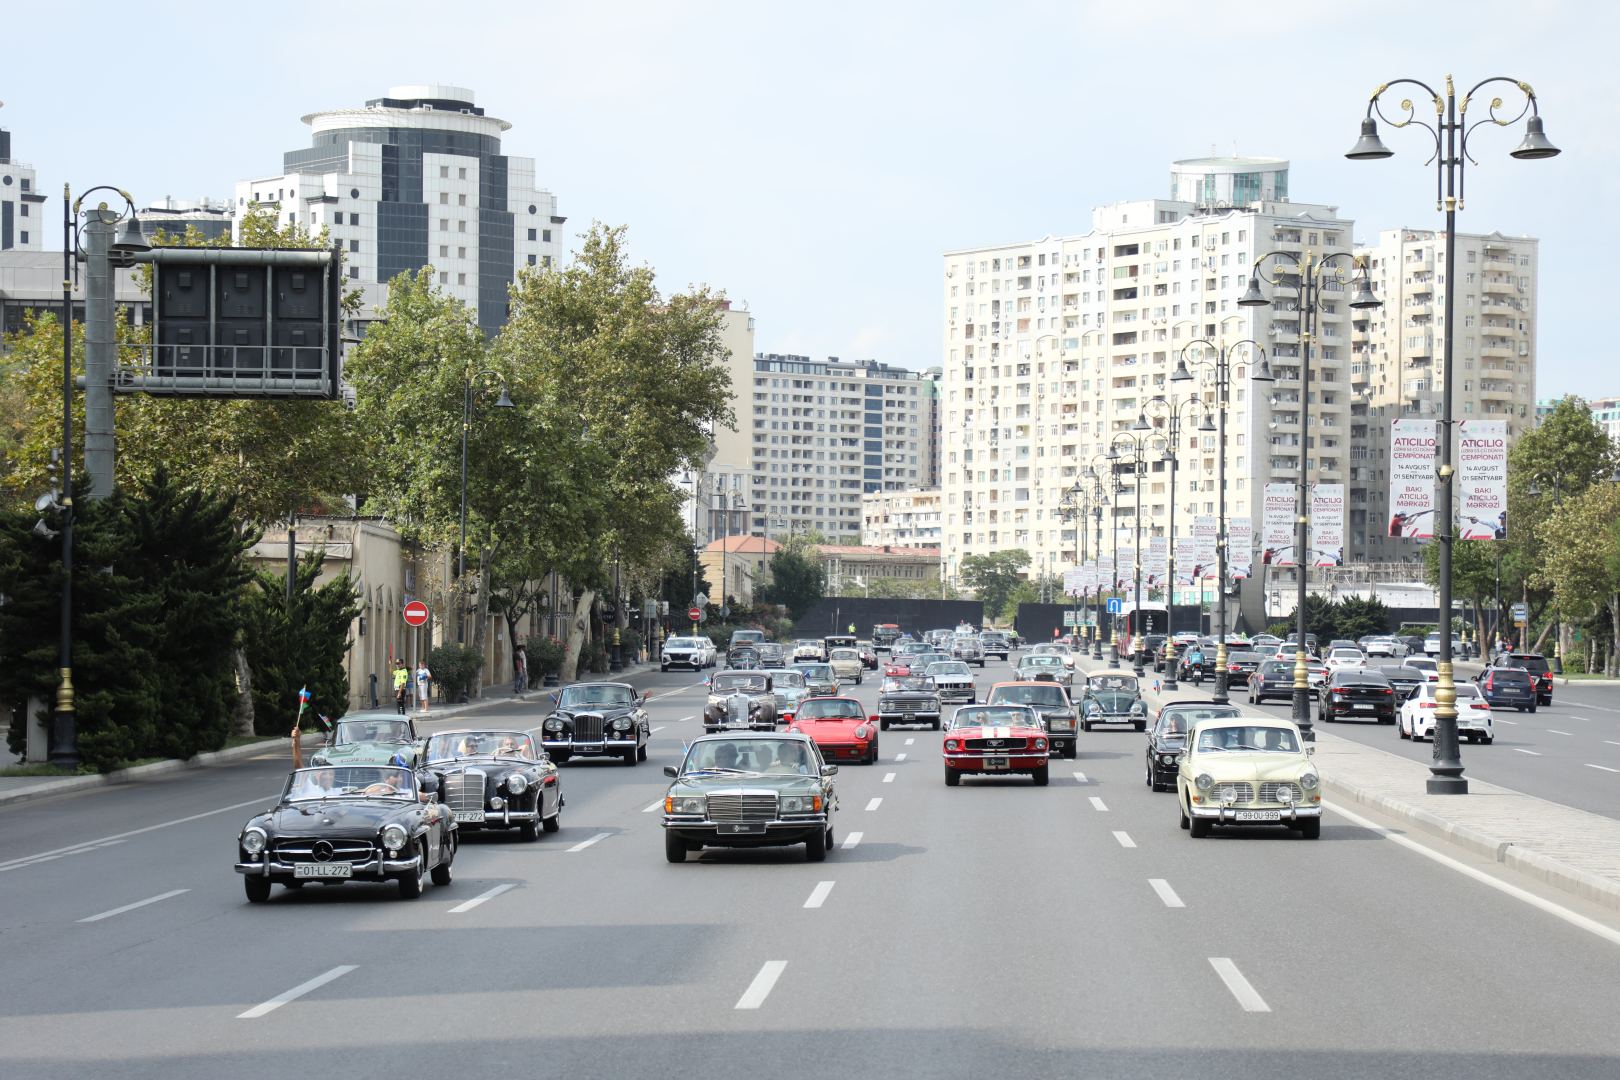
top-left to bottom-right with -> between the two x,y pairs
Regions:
1507,656 -> 1550,674
768,671 -> 805,688
1089,676 -> 1138,692
884,676 -> 934,692
1261,662 -> 1293,674
1033,644 -> 1070,655
1022,656 -> 1063,669
1330,649 -> 1363,660
712,674 -> 767,693
952,707 -> 1035,729
1194,726 -> 1301,753
1407,659 -> 1437,671
1378,666 -> 1419,679
667,638 -> 703,649
927,662 -> 971,677
797,664 -> 833,680
683,738 -> 815,776
286,765 -> 417,801
797,699 -> 864,720
1490,669 -> 1532,683
796,640 -> 822,650
731,632 -> 765,644
558,685 -> 636,708
830,649 -> 860,661
425,731 -> 536,761
1335,674 -> 1389,687
1228,652 -> 1260,663
991,685 -> 1066,707
333,719 -> 411,744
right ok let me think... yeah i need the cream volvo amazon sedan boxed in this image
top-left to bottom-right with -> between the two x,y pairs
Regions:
1176,717 -> 1322,839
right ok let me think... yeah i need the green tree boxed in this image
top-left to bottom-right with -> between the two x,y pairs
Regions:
757,546 -> 825,621
1279,594 -> 1340,643
1332,595 -> 1392,640
1000,577 -> 1040,623
1533,481 -> 1620,672
958,550 -> 1031,619
240,552 -> 361,734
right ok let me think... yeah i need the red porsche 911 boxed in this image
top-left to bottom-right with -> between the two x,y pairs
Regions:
788,696 -> 880,765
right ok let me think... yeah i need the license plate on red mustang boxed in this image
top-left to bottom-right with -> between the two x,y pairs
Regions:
981,756 -> 1009,769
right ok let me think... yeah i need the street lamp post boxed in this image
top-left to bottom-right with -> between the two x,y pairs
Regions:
458,369 -> 515,645
1058,482 -> 1086,647
1347,73 -> 1558,791
1147,393 -> 1215,692
1081,464 -> 1109,660
1109,427 -> 1152,678
1241,252 -> 1380,741
1171,330 -> 1268,705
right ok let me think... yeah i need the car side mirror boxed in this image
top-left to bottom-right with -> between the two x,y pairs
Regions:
1306,746 -> 1315,756
869,714 -> 880,723
821,764 -> 839,777
663,765 -> 679,778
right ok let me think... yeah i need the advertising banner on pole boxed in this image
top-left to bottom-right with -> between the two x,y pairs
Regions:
1192,515 -> 1218,575
1080,561 -> 1096,591
1229,516 -> 1253,581
1310,483 -> 1345,567
1174,537 -> 1198,586
1146,535 -> 1168,586
1097,554 -> 1113,591
1458,419 -> 1509,541
1388,417 -> 1439,539
1262,482 -> 1295,567
1063,569 -> 1085,597
1116,545 -> 1135,590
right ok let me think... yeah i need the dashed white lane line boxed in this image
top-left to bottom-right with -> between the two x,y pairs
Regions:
1547,729 -> 1573,736
1586,763 -> 1620,774
674,715 -> 694,723
1605,741 -> 1620,748
648,687 -> 700,702
882,772 -> 896,784
0,796 -> 276,874
237,965 -> 358,1020
1498,719 -> 1519,725
841,831 -> 863,849
448,883 -> 516,914
642,801 -> 663,813
735,961 -> 787,1010
567,832 -> 610,852
1113,831 -> 1137,849
78,889 -> 189,923
1149,879 -> 1185,908
1073,771 -> 1089,784
803,881 -> 835,909
865,797 -> 883,812
1208,958 -> 1270,1013
651,726 -> 666,733
894,753 -> 907,762
1514,748 -> 1542,756
1088,796 -> 1108,812
905,738 -> 915,745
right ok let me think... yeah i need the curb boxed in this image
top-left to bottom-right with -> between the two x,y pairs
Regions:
0,735 -> 317,810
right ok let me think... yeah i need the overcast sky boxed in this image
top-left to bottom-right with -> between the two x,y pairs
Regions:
5,0 -> 1610,398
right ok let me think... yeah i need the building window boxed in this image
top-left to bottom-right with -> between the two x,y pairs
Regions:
458,167 -> 468,179
440,166 -> 449,178
440,219 -> 449,231
19,204 -> 27,217
543,229 -> 551,242
349,239 -> 359,253
458,247 -> 467,259
440,245 -> 449,257
19,232 -> 28,245
351,214 -> 360,227
439,272 -> 448,283
440,193 -> 449,204
528,254 -> 537,266
458,194 -> 468,206
458,221 -> 466,232
527,228 -> 537,241
349,266 -> 360,279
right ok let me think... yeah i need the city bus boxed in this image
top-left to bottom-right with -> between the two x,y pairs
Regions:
1118,604 -> 1169,657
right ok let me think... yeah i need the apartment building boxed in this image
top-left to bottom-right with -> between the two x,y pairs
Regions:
1353,228 -> 1539,561
750,354 -> 936,541
861,488 -> 944,548
1589,397 -> 1620,445
940,156 -> 1362,584
234,84 -> 563,336
0,122 -> 43,252
140,197 -> 235,242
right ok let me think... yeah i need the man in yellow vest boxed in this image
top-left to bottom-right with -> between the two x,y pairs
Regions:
391,660 -> 410,715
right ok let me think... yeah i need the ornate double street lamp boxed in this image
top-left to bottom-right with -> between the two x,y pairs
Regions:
1080,464 -> 1110,660
1241,251 -> 1379,740
1109,428 -> 1152,678
1170,326 -> 1268,706
1085,453 -> 1122,665
458,369 -> 515,644
1058,481 -> 1092,650
1347,73 -> 1559,791
1145,392 -> 1214,692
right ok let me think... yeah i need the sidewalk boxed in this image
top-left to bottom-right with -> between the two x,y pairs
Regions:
0,659 -> 656,810
1073,649 -> 1620,913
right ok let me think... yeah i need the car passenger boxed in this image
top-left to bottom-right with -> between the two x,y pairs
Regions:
772,743 -> 812,774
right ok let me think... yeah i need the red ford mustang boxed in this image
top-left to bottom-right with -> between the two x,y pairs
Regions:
788,696 -> 880,765
941,704 -> 1049,787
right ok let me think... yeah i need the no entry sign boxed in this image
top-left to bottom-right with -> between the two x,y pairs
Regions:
403,600 -> 430,627
688,606 -> 703,623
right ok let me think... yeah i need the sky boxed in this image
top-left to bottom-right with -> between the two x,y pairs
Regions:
4,0 -> 1614,398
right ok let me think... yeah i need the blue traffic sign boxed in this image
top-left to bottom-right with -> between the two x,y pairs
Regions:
1106,598 -> 1123,614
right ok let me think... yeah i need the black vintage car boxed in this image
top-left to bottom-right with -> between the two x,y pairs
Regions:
541,682 -> 651,765
1145,702 -> 1242,791
421,730 -> 562,840
1079,673 -> 1147,731
236,765 -> 457,902
727,630 -> 767,666
726,647 -> 763,670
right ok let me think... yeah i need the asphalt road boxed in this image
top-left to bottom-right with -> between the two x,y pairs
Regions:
4,656 -> 1620,1079
1241,668 -> 1620,821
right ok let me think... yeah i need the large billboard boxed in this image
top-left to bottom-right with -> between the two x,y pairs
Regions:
1229,516 -> 1253,581
1458,419 -> 1509,540
1262,483 -> 1295,567
1310,483 -> 1345,567
1389,418 -> 1439,539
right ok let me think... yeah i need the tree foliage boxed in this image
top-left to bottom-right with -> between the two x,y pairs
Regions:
240,551 -> 361,734
757,546 -> 825,621
958,550 -> 1031,619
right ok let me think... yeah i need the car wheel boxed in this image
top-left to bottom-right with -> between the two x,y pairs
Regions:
805,827 -> 828,862
551,751 -> 571,765
879,717 -> 890,731
431,834 -> 455,885
623,747 -> 638,766
1179,803 -> 1190,830
1299,818 -> 1322,840
661,665 -> 669,672
542,796 -> 562,833
1399,720 -> 1410,739
638,743 -> 648,762
1031,765 -> 1049,787
826,824 -> 835,850
244,876 -> 272,903
931,719 -> 941,731
398,844 -> 427,899
1145,761 -> 1154,788
664,831 -> 688,863
1081,719 -> 1092,733
1189,815 -> 1211,838
944,766 -> 961,787
1134,721 -> 1145,733
1528,704 -> 1538,714
1483,735 -> 1494,745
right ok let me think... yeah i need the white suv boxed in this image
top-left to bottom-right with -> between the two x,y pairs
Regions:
661,636 -> 715,671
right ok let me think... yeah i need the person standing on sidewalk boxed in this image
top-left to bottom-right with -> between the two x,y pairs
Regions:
415,661 -> 433,716
512,644 -> 528,695
391,660 -> 410,715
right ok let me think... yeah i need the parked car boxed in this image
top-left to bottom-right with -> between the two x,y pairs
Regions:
1078,672 -> 1147,731
1176,717 -> 1322,839
1223,650 -> 1264,686
1474,665 -> 1538,712
701,671 -> 779,733
926,660 -> 977,703
1247,659 -> 1297,704
941,704 -> 1050,786
985,680 -> 1078,758
420,729 -> 562,839
877,674 -> 942,730
1372,663 -> 1425,702
542,682 -> 652,763
1487,653 -> 1553,706
236,764 -> 457,902
787,695 -> 879,765
309,717 -> 422,769
661,635 -> 716,672
1400,680 -> 1496,743
1319,669 -> 1398,724
827,647 -> 865,685
1146,702 -> 1243,792
661,733 -> 837,863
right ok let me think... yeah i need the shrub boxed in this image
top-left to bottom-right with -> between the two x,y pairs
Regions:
580,639 -> 609,674
427,644 -> 484,703
529,636 -> 565,678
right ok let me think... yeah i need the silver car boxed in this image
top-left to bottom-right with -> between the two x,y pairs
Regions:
926,660 -> 976,703
951,634 -> 986,667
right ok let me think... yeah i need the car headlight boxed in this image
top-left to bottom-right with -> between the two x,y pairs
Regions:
1299,772 -> 1319,790
1047,718 -> 1075,732
544,718 -> 564,733
1195,773 -> 1214,791
506,774 -> 528,795
241,827 -> 267,855
666,796 -> 705,815
1158,753 -> 1177,765
489,795 -> 505,809
1131,702 -> 1146,714
1277,786 -> 1295,803
1034,738 -> 1047,750
612,717 -> 631,731
945,739 -> 959,751
381,824 -> 409,853
1220,788 -> 1239,805
781,796 -> 809,813
854,725 -> 871,740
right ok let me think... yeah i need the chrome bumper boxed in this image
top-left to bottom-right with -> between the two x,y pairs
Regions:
235,853 -> 422,878
542,738 -> 638,751
1187,804 -> 1323,821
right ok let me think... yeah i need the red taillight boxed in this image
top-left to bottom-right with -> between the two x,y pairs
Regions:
1229,664 -> 1241,672
1333,688 -> 1347,696
1378,688 -> 1393,694
1471,703 -> 1490,710
1419,701 -> 1437,709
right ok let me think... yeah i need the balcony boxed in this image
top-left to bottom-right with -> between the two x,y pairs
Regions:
1482,276 -> 1515,295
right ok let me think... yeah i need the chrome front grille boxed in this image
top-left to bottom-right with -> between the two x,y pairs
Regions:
1211,782 -> 1256,803
273,838 -> 376,862
444,770 -> 486,813
966,737 -> 1028,751
706,794 -> 777,822
1258,782 -> 1303,803
572,714 -> 605,742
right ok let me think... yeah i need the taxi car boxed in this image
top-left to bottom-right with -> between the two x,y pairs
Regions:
787,695 -> 879,765
984,680 -> 1078,758
1399,680 -> 1496,743
1176,717 -> 1321,839
941,704 -> 1050,787
702,671 -> 779,733
1078,673 -> 1147,731
1015,653 -> 1072,688
541,682 -> 652,764
661,732 -> 837,863
925,660 -> 977,703
309,717 -> 422,769
420,730 -> 562,840
827,647 -> 865,685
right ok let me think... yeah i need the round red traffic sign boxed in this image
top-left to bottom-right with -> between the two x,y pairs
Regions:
403,600 -> 430,627
687,606 -> 702,622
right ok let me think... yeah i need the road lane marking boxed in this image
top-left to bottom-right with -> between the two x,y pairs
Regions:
1498,719 -> 1519,725
674,715 -> 694,723
1113,831 -> 1136,849
865,798 -> 882,811
882,772 -> 896,784
651,726 -> 666,733
567,832 -> 610,852
735,960 -> 787,1009
905,738 -> 915,745
1073,771 -> 1088,784
237,965 -> 357,1019
1088,796 -> 1108,812
0,795 -> 280,874
78,889 -> 189,923
1586,764 -> 1620,774
1605,741 -> 1620,748
1208,958 -> 1270,1012
803,881 -> 835,909
1513,748 -> 1542,756
1547,729 -> 1572,736
841,831 -> 863,849
1149,879 -> 1185,908
1327,800 -> 1620,950
648,687 -> 700,701
894,753 -> 907,762
642,801 -> 663,813
448,883 -> 516,914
